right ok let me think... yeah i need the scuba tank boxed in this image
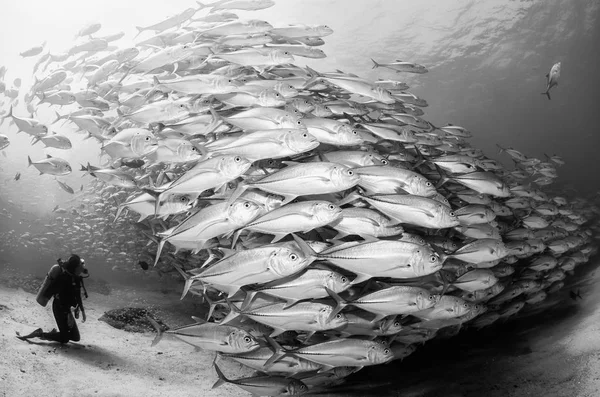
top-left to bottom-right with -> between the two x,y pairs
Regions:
35,259 -> 64,307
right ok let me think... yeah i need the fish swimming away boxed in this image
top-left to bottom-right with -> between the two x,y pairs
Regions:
542,61 -> 561,100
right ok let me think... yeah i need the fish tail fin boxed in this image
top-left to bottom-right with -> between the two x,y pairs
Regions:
80,163 -> 90,176
241,290 -> 257,311
31,136 -> 41,146
219,298 -> 241,325
27,156 -> 32,167
230,228 -> 244,249
291,233 -> 318,263
154,238 -> 167,267
134,26 -> 145,39
337,188 -> 364,206
212,363 -> 229,389
411,145 -> 427,170
325,287 -> 348,321
113,204 -> 127,223
196,1 -> 208,10
226,181 -> 248,206
370,58 -> 380,69
52,110 -> 65,125
438,269 -> 451,296
433,164 -> 449,189
146,316 -> 164,347
204,293 -> 222,321
264,336 -> 290,369
181,276 -> 195,300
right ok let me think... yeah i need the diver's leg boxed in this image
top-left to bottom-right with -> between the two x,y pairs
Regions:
67,312 -> 80,342
48,298 -> 71,343
15,328 -> 43,340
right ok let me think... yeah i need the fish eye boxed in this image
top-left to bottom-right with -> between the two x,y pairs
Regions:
180,196 -> 187,202
145,136 -> 150,141
347,170 -> 354,176
352,130 -> 358,135
394,321 -> 400,327
406,264 -> 411,267
243,336 -> 251,343
341,276 -> 347,283
302,133 -> 308,138
381,159 -> 389,165
426,182 -> 432,186
244,202 -> 250,208
463,303 -> 469,308
429,295 -> 436,300
384,348 -> 390,354
336,314 -> 343,319
234,156 -> 241,162
328,204 -> 335,210
290,254 -> 298,261
449,211 -> 455,217
430,255 -> 437,262
284,51 -> 290,55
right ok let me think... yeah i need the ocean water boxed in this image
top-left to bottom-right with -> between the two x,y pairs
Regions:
1,1 -> 599,395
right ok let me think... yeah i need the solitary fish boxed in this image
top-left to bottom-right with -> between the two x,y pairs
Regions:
542,62 -> 561,100
55,179 -> 75,194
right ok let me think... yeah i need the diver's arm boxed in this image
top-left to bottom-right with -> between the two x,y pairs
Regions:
74,278 -> 86,322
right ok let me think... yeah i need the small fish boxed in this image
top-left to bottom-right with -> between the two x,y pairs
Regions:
569,289 -> 582,301
120,158 -> 145,168
56,179 -> 75,194
0,134 -> 9,150
14,172 -> 21,181
542,62 -> 561,100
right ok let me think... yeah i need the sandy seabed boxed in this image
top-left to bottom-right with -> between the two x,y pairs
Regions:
2,268 -> 600,397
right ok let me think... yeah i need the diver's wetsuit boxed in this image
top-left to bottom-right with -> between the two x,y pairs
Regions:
42,270 -> 83,343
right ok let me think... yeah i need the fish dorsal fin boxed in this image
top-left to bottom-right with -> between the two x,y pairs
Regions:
46,154 -> 53,158
395,59 -> 403,62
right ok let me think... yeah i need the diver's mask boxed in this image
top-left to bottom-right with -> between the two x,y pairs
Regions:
80,258 -> 89,277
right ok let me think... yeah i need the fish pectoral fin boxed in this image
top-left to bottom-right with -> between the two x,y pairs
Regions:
270,233 -> 288,243
269,327 -> 286,337
317,364 -> 337,373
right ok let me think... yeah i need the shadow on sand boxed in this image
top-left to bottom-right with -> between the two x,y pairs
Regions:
16,337 -> 133,370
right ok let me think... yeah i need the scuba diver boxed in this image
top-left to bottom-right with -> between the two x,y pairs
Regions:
17,254 -> 89,344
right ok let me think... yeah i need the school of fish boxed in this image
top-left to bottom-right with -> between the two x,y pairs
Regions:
0,1 -> 599,396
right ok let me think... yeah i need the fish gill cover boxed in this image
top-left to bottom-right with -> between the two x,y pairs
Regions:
0,0 -> 600,395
